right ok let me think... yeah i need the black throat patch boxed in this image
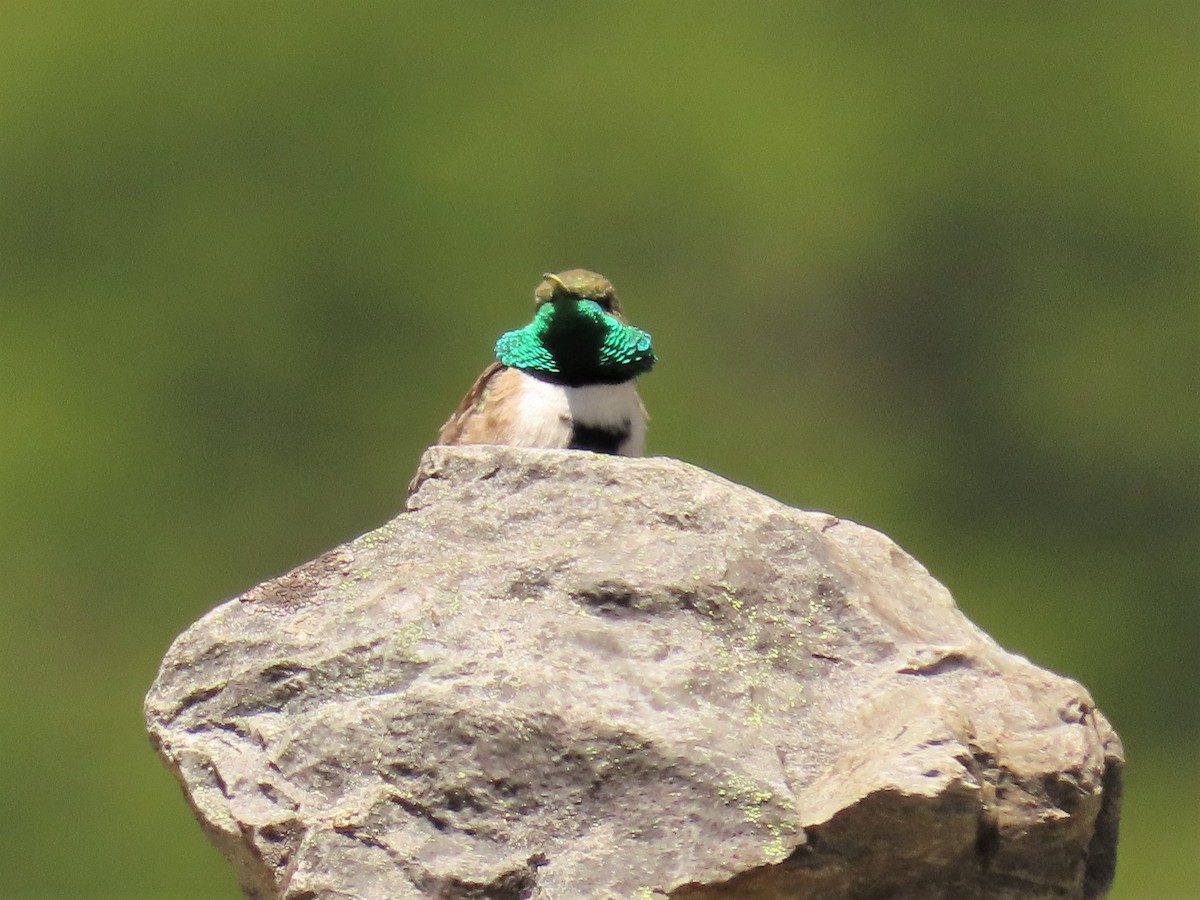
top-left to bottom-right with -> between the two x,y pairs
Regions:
569,421 -> 630,455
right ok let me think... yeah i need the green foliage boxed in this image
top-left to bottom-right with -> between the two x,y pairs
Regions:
0,4 -> 1194,897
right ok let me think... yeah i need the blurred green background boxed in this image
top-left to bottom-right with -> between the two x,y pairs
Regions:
1,3 -> 1195,898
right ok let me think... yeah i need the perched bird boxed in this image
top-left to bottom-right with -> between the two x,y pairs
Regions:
438,269 -> 656,456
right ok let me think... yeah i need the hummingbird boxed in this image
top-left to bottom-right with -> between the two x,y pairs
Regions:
438,269 -> 656,456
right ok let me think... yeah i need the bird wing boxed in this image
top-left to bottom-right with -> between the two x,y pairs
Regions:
437,362 -> 510,445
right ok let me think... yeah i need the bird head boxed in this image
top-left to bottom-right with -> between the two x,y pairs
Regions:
534,269 -> 623,318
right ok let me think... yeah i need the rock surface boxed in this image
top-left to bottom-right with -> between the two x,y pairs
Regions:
146,446 -> 1122,899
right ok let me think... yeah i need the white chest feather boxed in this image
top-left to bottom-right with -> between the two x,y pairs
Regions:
510,372 -> 647,456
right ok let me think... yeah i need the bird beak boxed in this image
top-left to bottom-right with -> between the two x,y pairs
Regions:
535,272 -> 568,306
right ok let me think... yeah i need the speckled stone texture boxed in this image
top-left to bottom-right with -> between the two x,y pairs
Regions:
146,446 -> 1122,899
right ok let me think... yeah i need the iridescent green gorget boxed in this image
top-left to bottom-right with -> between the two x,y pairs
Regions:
494,299 -> 655,387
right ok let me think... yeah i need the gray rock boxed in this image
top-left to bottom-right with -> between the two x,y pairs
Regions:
145,446 -> 1122,899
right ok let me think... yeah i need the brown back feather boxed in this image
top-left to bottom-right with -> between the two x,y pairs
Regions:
437,362 -> 512,445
